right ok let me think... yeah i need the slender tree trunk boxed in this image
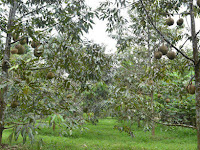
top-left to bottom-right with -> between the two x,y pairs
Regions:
151,89 -> 155,136
0,128 -> 3,145
0,91 -> 4,145
0,2 -> 17,144
137,117 -> 141,128
147,23 -> 155,136
189,1 -> 200,149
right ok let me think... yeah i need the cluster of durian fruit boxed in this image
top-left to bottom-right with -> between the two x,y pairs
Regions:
166,17 -> 183,27
10,34 -> 55,80
154,44 -> 176,60
10,34 -> 43,58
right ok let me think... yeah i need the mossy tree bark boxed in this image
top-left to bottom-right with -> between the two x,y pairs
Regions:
189,1 -> 200,149
0,2 -> 17,144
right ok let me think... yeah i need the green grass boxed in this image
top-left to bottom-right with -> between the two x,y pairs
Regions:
0,118 -> 197,150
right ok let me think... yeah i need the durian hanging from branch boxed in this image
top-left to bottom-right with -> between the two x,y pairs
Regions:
166,17 -> 174,26
159,44 -> 168,55
167,51 -> 176,60
154,51 -> 162,59
177,18 -> 184,26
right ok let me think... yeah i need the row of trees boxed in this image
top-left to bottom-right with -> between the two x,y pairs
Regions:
96,0 -> 200,149
1,0 -> 200,149
0,0 -> 113,147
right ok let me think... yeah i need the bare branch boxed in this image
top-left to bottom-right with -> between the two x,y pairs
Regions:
25,66 -> 51,71
179,37 -> 191,50
9,36 -> 28,45
179,29 -> 200,50
142,113 -> 196,130
188,75 -> 195,85
153,119 -> 196,129
195,29 -> 200,38
17,5 -> 47,20
139,0 -> 194,63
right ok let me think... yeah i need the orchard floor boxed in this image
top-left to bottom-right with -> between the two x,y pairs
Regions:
0,118 -> 197,150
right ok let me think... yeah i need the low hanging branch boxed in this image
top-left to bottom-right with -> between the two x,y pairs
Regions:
139,0 -> 195,63
17,5 -> 47,20
145,114 -> 197,129
142,113 -> 197,129
153,119 -> 196,129
24,65 -> 52,71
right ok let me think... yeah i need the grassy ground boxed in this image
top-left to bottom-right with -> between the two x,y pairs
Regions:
0,118 -> 197,150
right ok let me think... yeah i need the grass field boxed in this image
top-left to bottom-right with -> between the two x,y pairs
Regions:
1,118 -> 197,150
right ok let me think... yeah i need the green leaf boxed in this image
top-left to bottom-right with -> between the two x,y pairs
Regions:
8,64 -> 19,72
0,83 -> 8,89
8,132 -> 13,144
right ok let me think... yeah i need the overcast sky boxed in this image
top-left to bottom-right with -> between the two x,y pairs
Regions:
84,0 -> 117,54
84,0 -> 200,54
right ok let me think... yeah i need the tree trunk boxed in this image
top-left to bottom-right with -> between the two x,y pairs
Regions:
0,2 -> 17,144
0,91 -> 4,145
151,89 -> 155,136
189,1 -> 200,149
147,23 -> 155,136
137,117 -> 141,128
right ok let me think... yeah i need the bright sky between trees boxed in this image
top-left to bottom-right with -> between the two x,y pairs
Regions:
85,0 -> 117,54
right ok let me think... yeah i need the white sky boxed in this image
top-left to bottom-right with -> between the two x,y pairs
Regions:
84,0 -> 200,54
84,0 -> 117,54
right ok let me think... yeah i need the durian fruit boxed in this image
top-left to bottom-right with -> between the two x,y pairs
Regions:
154,51 -> 162,59
66,94 -> 73,98
148,80 -> 154,85
31,40 -> 40,48
47,72 -> 54,79
185,85 -> 189,93
11,48 -> 18,54
157,94 -> 162,98
197,0 -> 200,7
187,84 -> 195,94
20,38 -> 27,45
177,18 -> 184,26
13,33 -> 19,41
59,100 -> 65,106
166,17 -> 174,26
159,44 -> 168,55
83,107 -> 88,113
166,51 -> 176,60
166,98 -> 170,103
15,44 -> 25,54
11,101 -> 19,108
34,47 -> 43,57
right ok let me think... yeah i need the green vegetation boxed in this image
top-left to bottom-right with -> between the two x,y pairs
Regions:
1,0 -> 200,149
1,118 -> 196,150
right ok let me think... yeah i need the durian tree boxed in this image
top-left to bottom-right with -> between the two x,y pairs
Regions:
97,0 -> 180,136
110,47 -> 154,130
97,0 -> 200,149
0,0 -> 108,147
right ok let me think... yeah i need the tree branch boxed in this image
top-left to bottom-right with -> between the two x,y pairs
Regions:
9,36 -> 28,45
153,119 -> 196,129
179,29 -> 200,50
188,75 -> 195,85
17,5 -> 47,20
139,0 -> 195,63
0,24 -> 7,33
4,122 -> 28,130
25,66 -> 51,71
